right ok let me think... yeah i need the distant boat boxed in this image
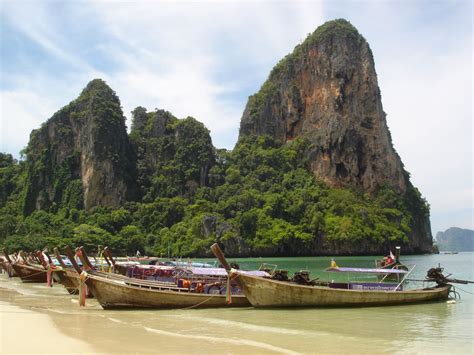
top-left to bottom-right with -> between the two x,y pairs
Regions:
375,246 -> 408,282
441,251 -> 459,254
3,249 -> 47,283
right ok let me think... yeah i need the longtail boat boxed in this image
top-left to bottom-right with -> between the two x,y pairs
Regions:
50,247 -> 116,297
3,249 -> 47,282
211,243 -> 453,308
33,249 -> 84,295
52,259 -> 82,294
64,246 -> 265,309
374,246 -> 408,282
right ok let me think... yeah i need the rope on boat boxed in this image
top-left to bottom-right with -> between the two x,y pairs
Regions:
178,293 -> 221,310
454,285 -> 474,296
180,275 -> 240,310
18,269 -> 46,280
47,264 -> 63,287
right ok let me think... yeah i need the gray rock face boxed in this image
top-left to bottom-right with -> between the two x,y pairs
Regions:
436,227 -> 474,251
240,19 -> 406,193
23,79 -> 137,214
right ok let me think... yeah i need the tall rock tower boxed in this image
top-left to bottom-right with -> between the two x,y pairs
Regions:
23,79 -> 137,214
240,19 -> 406,193
239,19 -> 432,252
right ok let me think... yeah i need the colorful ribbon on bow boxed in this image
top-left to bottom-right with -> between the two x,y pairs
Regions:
46,263 -> 62,287
78,271 -> 89,307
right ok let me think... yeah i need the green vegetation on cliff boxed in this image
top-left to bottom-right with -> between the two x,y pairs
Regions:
0,133 -> 427,256
0,20 -> 432,256
130,108 -> 215,201
22,79 -> 137,215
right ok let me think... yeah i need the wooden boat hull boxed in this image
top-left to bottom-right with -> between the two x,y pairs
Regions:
85,273 -> 250,309
53,268 -> 94,297
53,269 -> 81,294
11,263 -> 47,282
234,272 -> 451,308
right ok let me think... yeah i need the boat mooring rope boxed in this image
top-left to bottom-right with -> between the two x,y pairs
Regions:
180,278 -> 238,310
449,285 -> 461,299
18,269 -> 46,280
179,293 -> 221,310
454,285 -> 474,295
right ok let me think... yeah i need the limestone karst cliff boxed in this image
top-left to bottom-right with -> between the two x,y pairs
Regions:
436,227 -> 474,251
240,19 -> 406,194
239,19 -> 432,253
2,19 -> 433,256
23,79 -> 137,214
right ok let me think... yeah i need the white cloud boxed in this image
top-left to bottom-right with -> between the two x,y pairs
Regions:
323,1 -> 472,233
373,27 -> 472,234
87,1 -> 325,147
0,0 -> 471,233
0,90 -> 57,155
1,0 -> 325,152
0,1 -> 96,73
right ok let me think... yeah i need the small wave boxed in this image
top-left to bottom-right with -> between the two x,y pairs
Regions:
107,317 -> 127,324
143,326 -> 299,354
46,308 -> 74,315
166,314 -> 324,337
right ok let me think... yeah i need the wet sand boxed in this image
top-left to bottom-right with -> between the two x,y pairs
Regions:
0,298 -> 96,354
0,280 -> 297,354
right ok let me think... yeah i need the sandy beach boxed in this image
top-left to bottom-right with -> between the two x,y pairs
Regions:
0,299 -> 97,354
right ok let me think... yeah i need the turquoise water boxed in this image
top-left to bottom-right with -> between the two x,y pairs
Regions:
199,252 -> 474,285
1,252 -> 473,353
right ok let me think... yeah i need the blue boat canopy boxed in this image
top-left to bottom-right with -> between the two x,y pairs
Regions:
325,267 -> 407,274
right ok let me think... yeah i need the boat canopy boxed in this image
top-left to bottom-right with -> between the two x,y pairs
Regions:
164,261 -> 215,268
325,267 -> 408,274
184,267 -> 270,277
131,265 -> 175,271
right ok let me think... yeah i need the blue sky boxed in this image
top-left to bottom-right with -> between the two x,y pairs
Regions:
0,0 -> 472,234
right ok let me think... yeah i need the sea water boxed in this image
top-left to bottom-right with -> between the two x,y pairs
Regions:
0,253 -> 472,354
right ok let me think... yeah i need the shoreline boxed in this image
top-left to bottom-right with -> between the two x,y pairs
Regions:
0,296 -> 97,354
0,253 -> 471,354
